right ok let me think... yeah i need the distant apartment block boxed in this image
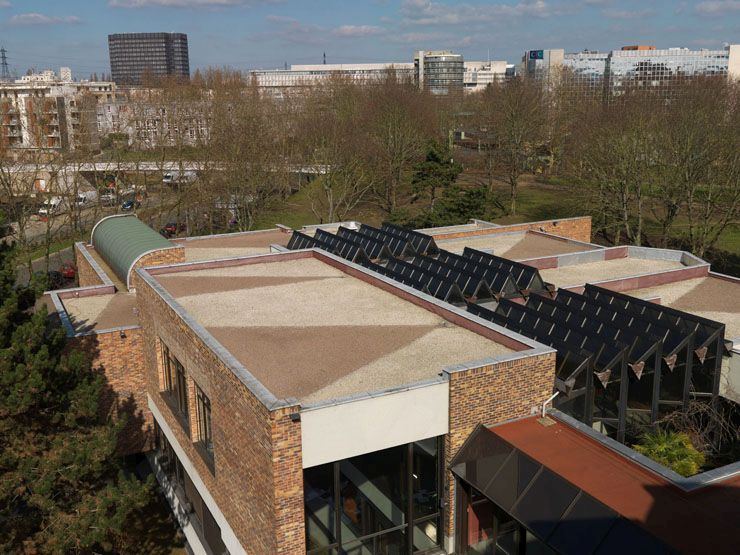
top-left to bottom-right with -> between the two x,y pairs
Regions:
108,33 -> 190,85
0,69 -> 115,151
522,43 -> 740,97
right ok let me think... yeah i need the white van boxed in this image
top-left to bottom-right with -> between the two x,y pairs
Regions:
38,196 -> 67,216
75,190 -> 98,207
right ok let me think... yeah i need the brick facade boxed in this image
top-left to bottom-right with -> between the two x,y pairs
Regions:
74,242 -> 106,287
428,216 -> 593,244
69,327 -> 151,455
443,351 -> 556,544
129,246 -> 185,289
136,272 -> 305,554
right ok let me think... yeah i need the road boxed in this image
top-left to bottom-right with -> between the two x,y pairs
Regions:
15,246 -> 75,286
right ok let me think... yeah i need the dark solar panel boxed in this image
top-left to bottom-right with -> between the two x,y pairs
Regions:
381,222 -> 440,256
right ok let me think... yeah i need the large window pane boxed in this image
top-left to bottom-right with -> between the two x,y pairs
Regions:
305,463 -> 336,550
412,438 -> 438,519
340,444 -> 407,540
343,528 -> 407,555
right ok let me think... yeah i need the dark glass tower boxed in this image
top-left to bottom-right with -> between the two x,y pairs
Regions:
108,32 -> 189,85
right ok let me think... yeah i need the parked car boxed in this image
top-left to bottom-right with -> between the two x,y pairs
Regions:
121,199 -> 140,212
59,262 -> 76,280
160,222 -> 186,237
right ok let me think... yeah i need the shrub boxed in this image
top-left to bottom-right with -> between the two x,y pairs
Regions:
633,430 -> 705,477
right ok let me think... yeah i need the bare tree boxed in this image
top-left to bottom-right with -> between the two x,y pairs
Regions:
485,77 -> 548,215
299,77 -> 373,223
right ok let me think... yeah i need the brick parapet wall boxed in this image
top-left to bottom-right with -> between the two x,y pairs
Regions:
428,216 -> 592,243
129,246 -> 185,289
443,351 -> 556,543
75,242 -> 109,287
69,327 -> 151,455
136,272 -> 304,554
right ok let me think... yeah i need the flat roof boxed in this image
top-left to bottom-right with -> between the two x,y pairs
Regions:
62,292 -> 138,333
436,231 -> 598,259
178,229 -> 290,262
540,257 -> 684,288
490,416 -> 740,555
627,276 -> 740,339
152,255 -> 514,404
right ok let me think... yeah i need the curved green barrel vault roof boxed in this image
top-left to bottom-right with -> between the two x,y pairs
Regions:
90,214 -> 175,289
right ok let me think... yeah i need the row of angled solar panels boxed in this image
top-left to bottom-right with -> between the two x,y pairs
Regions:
474,283 -> 727,394
287,222 -> 552,305
450,425 -> 676,555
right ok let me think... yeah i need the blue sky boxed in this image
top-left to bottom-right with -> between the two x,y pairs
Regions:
0,1 -> 738,78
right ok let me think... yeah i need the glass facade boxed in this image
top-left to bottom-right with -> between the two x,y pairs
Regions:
108,33 -> 190,85
415,51 -> 464,95
304,438 -> 443,554
153,423 -> 227,554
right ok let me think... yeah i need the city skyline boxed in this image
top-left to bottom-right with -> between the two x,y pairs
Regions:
0,0 -> 738,78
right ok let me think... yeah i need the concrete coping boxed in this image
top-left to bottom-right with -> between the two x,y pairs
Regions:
75,241 -> 115,288
417,215 -> 591,235
300,375 -> 449,412
173,226 -> 292,243
137,247 -> 555,412
549,409 -> 740,493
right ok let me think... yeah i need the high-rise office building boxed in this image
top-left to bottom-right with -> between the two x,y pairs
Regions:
108,32 -> 189,85
521,44 -> 739,99
414,50 -> 464,95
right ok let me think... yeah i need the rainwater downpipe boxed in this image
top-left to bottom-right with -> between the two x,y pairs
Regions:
541,391 -> 560,419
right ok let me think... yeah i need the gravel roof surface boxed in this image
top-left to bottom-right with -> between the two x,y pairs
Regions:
181,229 -> 290,262
540,258 -> 683,288
155,257 -> 512,403
437,231 -> 597,259
627,276 -> 740,339
62,292 -> 139,332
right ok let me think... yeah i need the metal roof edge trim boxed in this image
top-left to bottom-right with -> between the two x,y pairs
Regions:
47,291 -> 76,337
311,248 -> 549,352
558,263 -> 711,291
72,324 -> 142,338
176,226 -> 292,243
75,242 -> 115,288
135,267 -> 292,411
300,376 -> 449,412
126,245 -> 183,290
549,409 -> 740,492
441,346 -> 556,375
90,213 -> 135,245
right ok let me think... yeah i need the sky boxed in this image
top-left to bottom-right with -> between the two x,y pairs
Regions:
0,1 -> 738,78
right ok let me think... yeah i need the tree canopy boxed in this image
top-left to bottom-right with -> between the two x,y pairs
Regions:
0,239 -> 153,554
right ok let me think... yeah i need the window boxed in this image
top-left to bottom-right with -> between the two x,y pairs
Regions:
304,438 -> 443,554
161,342 -> 189,428
196,385 -> 213,456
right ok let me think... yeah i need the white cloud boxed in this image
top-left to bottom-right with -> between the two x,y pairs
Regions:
399,0 -> 551,25
602,8 -> 653,19
695,1 -> 740,15
0,1 -> 11,8
9,13 -> 80,25
110,0 -> 257,7
333,25 -> 384,37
